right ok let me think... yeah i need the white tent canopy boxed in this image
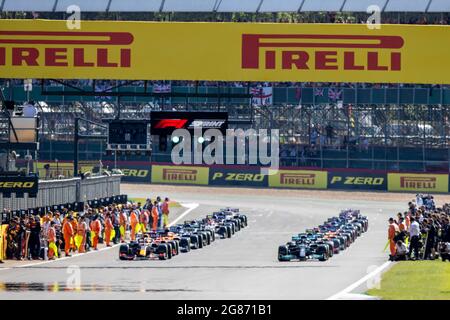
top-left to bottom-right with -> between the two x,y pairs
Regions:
1,0 -> 449,12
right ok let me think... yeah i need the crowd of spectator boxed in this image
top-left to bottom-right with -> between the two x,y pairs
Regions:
3,11 -> 449,25
3,197 -> 170,261
388,195 -> 450,261
2,79 -> 449,91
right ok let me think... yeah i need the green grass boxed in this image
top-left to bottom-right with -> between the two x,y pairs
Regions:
367,260 -> 450,300
128,198 -> 182,208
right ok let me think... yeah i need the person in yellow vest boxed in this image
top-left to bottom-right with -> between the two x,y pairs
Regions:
119,210 -> 127,243
47,221 -> 57,260
77,216 -> 87,253
104,213 -> 113,247
139,209 -> 149,233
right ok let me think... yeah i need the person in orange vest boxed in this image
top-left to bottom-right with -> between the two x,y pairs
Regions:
104,213 -> 113,247
398,217 -> 407,232
388,217 -> 399,261
405,212 -> 411,231
140,209 -> 149,233
90,215 -> 102,250
77,216 -> 87,253
130,209 -> 139,241
119,210 -> 127,243
47,221 -> 57,260
62,216 -> 74,257
151,201 -> 159,231
162,197 -> 170,228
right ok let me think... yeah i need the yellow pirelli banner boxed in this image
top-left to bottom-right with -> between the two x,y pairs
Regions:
0,19 -> 449,83
388,173 -> 448,193
34,162 -> 94,177
268,169 -> 327,189
151,165 -> 209,185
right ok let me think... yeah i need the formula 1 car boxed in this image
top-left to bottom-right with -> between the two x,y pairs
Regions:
278,240 -> 330,262
211,208 -> 248,238
119,231 -> 180,260
119,207 -> 249,260
278,209 -> 368,262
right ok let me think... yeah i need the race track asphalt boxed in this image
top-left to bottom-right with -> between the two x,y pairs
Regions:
0,184 -> 444,300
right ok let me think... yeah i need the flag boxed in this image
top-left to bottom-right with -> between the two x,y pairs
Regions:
295,87 -> 302,101
95,84 -> 112,100
251,86 -> 273,106
153,84 -> 172,93
328,88 -> 342,101
314,87 -> 324,96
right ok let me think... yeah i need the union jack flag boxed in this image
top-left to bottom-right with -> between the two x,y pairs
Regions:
153,84 -> 172,93
328,88 -> 342,101
314,87 -> 324,96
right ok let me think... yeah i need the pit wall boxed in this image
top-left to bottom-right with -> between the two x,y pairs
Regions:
33,161 -> 450,193
0,174 -> 122,211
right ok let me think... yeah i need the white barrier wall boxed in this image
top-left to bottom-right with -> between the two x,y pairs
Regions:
0,175 -> 122,210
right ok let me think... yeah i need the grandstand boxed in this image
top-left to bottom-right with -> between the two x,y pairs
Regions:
1,0 -> 449,13
1,1 -> 449,174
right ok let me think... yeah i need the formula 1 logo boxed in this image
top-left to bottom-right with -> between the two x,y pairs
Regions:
241,34 -> 404,71
280,173 -> 316,186
400,176 -> 436,189
188,120 -> 226,129
153,119 -> 188,129
154,119 -> 226,130
0,31 -> 133,67
162,168 -> 198,181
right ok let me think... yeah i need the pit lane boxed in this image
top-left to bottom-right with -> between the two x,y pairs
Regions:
1,184 -> 448,299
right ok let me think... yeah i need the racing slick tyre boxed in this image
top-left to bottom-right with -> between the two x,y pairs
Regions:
190,235 -> 199,249
205,233 -> 211,245
167,245 -> 173,259
170,241 -> 179,255
230,224 -> 236,234
157,244 -> 169,260
207,230 -> 215,242
318,252 -> 329,262
180,238 -> 191,252
145,246 -> 152,259
278,245 -> 289,262
198,235 -> 204,249
226,226 -> 232,238
166,242 -> 174,259
234,220 -> 241,232
119,244 -> 130,260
